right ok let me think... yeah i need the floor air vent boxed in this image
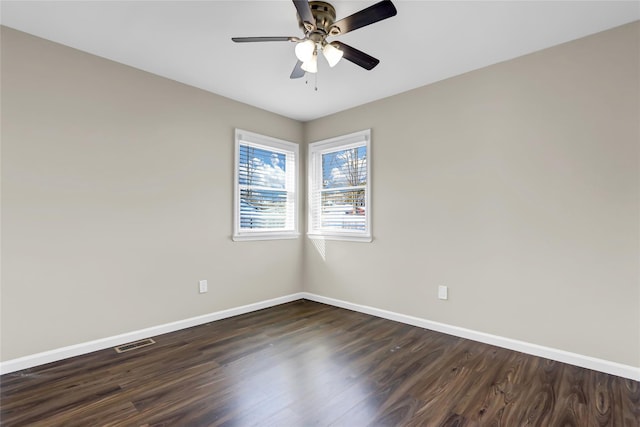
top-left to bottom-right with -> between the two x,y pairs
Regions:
114,338 -> 156,353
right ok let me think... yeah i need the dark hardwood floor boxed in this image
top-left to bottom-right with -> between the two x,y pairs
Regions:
1,300 -> 638,426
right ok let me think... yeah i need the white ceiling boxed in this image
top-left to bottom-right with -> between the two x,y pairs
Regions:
2,1 -> 638,121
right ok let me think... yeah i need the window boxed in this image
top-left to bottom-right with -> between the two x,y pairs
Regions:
308,129 -> 371,242
233,129 -> 299,241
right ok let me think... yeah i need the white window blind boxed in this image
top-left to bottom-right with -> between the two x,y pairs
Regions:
308,129 -> 371,242
233,129 -> 298,241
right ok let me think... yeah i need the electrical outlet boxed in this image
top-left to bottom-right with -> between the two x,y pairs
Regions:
438,285 -> 448,300
199,280 -> 208,294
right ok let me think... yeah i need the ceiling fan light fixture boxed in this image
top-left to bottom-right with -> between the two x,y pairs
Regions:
301,52 -> 318,73
322,42 -> 343,67
295,39 -> 316,62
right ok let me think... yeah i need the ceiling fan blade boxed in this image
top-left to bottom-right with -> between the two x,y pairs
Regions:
331,0 -> 397,35
292,0 -> 315,28
290,60 -> 305,79
232,37 -> 298,43
331,41 -> 380,70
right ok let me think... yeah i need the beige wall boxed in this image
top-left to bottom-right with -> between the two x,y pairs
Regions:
1,27 -> 304,361
2,22 -> 639,368
304,22 -> 639,367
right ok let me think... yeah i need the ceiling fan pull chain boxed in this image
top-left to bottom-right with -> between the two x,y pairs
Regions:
315,72 -> 318,92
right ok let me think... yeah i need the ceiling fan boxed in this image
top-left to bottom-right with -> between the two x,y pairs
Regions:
232,0 -> 397,79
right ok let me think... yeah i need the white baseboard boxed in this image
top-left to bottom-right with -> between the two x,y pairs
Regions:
301,292 -> 640,381
0,293 -> 305,375
3,291 -> 638,381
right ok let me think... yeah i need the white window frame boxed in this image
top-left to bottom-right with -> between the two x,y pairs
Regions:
233,129 -> 299,241
308,129 -> 371,242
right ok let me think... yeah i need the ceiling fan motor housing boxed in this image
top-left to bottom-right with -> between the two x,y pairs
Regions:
298,1 -> 340,41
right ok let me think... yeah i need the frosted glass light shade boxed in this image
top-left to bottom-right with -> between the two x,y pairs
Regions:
322,43 -> 343,67
301,53 -> 318,73
295,40 -> 316,63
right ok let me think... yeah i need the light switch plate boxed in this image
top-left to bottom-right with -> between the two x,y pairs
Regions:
199,280 -> 208,294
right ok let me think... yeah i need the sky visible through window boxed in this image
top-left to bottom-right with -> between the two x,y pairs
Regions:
322,146 -> 366,189
239,145 -> 286,188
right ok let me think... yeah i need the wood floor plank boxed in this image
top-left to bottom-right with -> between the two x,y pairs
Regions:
1,300 -> 638,426
620,378 -> 640,426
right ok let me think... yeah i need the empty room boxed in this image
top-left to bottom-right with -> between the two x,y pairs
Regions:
1,1 -> 639,425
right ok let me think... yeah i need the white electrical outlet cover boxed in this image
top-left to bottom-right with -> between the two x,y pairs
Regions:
438,285 -> 448,300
